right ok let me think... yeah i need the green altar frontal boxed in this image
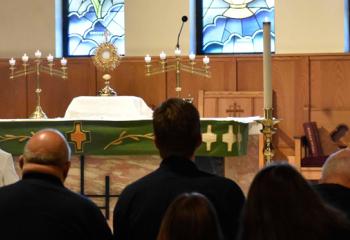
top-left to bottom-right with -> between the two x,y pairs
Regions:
0,119 -> 248,157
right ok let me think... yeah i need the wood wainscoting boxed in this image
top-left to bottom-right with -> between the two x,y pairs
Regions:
2,54 -> 350,160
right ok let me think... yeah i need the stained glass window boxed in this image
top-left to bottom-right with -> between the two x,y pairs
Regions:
64,0 -> 125,56
197,0 -> 275,54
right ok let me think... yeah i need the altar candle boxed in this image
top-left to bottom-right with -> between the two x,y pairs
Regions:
47,54 -> 54,62
145,54 -> 151,63
22,53 -> 29,62
189,53 -> 196,61
60,57 -> 67,66
159,51 -> 167,60
263,20 -> 272,109
9,58 -> 16,66
35,50 -> 42,58
203,56 -> 210,64
174,48 -> 181,56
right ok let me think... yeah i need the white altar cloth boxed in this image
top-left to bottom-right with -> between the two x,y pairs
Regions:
64,96 -> 153,120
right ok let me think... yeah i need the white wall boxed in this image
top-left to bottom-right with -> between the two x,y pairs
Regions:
0,0 -> 55,58
275,0 -> 348,53
0,0 -> 347,57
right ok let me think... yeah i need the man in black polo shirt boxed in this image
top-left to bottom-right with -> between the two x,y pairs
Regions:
113,98 -> 245,240
0,129 -> 112,240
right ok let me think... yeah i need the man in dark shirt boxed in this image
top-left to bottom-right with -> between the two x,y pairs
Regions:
0,129 -> 112,240
315,148 -> 350,219
113,98 -> 245,240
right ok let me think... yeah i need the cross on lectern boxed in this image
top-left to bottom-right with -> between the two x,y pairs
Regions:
226,102 -> 244,117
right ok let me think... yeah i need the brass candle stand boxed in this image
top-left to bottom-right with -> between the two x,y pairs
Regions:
145,49 -> 210,101
9,53 -> 67,119
256,108 -> 279,165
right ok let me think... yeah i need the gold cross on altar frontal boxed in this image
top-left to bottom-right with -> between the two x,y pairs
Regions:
67,122 -> 91,153
226,102 -> 244,117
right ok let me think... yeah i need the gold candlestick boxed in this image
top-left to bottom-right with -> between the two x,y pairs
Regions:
9,53 -> 68,119
256,108 -> 279,165
145,50 -> 210,100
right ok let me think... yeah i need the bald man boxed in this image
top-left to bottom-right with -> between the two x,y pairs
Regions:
0,129 -> 112,240
314,148 -> 350,219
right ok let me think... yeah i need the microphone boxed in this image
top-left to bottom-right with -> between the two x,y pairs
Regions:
176,16 -> 188,49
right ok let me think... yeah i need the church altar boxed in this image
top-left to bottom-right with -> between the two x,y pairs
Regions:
0,118 -> 257,157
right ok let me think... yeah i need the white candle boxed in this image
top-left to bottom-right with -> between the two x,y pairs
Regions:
263,21 -> 272,109
35,50 -> 42,58
9,58 -> 16,66
145,54 -> 152,63
22,53 -> 29,62
60,57 -> 67,66
159,51 -> 167,60
189,53 -> 196,61
174,48 -> 181,56
47,54 -> 54,62
203,56 -> 210,64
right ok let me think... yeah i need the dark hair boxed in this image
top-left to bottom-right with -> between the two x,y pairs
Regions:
157,192 -> 223,240
239,163 -> 350,240
153,98 -> 201,158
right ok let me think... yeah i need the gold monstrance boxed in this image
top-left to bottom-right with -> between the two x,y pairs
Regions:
9,51 -> 67,119
93,33 -> 121,96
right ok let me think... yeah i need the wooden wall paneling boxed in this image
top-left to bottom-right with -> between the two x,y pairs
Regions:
166,56 -> 236,107
0,60 -> 27,118
272,56 -> 309,158
99,57 -> 166,109
27,58 -> 96,118
310,55 -> 350,109
236,56 -> 263,91
309,55 -> 350,154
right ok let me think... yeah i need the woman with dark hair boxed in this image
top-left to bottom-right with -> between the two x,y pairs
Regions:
157,192 -> 224,240
239,163 -> 350,240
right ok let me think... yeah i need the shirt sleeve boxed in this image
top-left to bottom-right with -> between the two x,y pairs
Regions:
3,154 -> 19,186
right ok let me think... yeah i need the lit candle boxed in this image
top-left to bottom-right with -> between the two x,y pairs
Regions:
47,54 -> 54,62
60,57 -> 67,66
263,20 -> 272,109
203,56 -> 210,64
35,50 -> 42,58
159,51 -> 167,60
174,48 -> 181,56
189,53 -> 196,61
22,53 -> 29,62
145,54 -> 152,63
9,58 -> 16,66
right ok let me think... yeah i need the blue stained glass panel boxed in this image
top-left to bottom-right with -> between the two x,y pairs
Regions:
200,0 -> 275,54
67,0 -> 125,56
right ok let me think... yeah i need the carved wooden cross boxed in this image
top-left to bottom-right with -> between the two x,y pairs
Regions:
226,102 -> 244,117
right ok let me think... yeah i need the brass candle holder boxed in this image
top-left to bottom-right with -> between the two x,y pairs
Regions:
145,49 -> 210,101
9,52 -> 67,119
256,108 -> 279,165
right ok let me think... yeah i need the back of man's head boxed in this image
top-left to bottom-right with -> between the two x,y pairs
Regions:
321,148 -> 350,188
20,129 -> 71,182
153,98 -> 202,159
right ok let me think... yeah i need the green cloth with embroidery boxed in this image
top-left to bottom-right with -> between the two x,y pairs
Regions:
0,119 -> 248,156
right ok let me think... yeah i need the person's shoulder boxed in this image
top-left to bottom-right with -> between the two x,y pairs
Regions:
197,171 -> 244,195
0,149 -> 12,160
119,169 -> 161,196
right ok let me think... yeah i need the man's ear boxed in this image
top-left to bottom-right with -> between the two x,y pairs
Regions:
19,155 -> 24,170
62,161 -> 71,181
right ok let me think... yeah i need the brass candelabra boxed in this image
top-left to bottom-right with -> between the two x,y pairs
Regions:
9,51 -> 68,119
256,108 -> 279,165
145,49 -> 210,101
